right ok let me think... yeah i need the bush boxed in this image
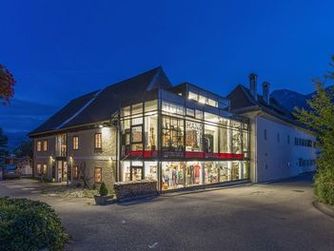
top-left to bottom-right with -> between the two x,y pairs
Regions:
314,169 -> 334,205
99,182 -> 108,196
0,197 -> 69,251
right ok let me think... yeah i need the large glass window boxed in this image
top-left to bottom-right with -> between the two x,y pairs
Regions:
131,126 -> 143,143
161,162 -> 185,190
162,116 -> 184,152
204,124 -> 219,153
121,106 -> 131,117
204,162 -> 219,184
219,127 -> 230,153
132,103 -> 143,115
144,161 -> 158,180
185,162 -> 203,186
162,101 -> 184,115
185,121 -> 203,152
145,100 -> 157,112
242,130 -> 249,157
145,115 -> 157,151
121,161 -> 131,182
232,129 -> 241,154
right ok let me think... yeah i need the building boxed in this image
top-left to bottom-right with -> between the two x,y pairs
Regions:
228,74 -> 317,182
29,67 -> 250,191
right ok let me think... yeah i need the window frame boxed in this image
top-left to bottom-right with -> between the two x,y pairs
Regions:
43,140 -> 48,151
36,141 -> 42,152
94,133 -> 102,150
94,167 -> 102,183
73,136 -> 79,150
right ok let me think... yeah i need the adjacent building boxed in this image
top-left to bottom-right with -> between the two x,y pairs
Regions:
30,67 -> 250,191
30,67 -> 317,191
228,74 -> 317,182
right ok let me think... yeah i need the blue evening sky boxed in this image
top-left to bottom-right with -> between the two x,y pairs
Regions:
1,0 -> 334,106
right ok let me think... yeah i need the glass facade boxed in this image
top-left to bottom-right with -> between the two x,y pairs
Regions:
119,88 -> 250,191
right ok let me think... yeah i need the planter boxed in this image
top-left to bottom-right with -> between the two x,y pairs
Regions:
114,180 -> 158,202
94,195 -> 114,205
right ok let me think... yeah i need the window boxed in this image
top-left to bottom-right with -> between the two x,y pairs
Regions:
294,137 -> 314,148
162,101 -> 184,115
145,100 -> 157,112
232,129 -> 241,153
186,108 -> 195,117
219,127 -> 230,153
131,126 -> 143,143
95,133 -> 102,149
42,164 -> 47,175
145,115 -> 157,151
121,106 -> 131,117
188,91 -> 218,107
43,140 -> 48,151
73,136 -> 79,150
287,135 -> 290,144
132,103 -> 143,115
264,129 -> 267,141
204,124 -> 219,153
188,91 -> 198,101
56,134 -> 67,157
185,121 -> 203,152
73,165 -> 78,180
162,116 -> 184,152
36,164 -> 42,175
94,167 -> 102,183
37,141 -> 42,152
195,110 -> 203,120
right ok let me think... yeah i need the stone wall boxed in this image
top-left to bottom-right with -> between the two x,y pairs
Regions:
114,180 -> 158,201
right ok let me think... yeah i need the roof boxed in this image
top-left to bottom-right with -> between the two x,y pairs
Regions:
227,84 -> 304,127
30,67 -> 172,136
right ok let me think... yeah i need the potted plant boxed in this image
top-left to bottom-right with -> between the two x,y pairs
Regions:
94,182 -> 113,205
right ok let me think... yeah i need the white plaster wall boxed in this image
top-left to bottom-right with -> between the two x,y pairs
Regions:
256,115 -> 317,182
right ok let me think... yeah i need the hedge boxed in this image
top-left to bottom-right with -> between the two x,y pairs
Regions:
0,197 -> 69,251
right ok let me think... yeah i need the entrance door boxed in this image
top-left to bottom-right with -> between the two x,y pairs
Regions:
56,161 -> 68,183
130,166 -> 143,181
62,161 -> 68,182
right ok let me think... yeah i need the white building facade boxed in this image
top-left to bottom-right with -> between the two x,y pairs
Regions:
228,74 -> 317,183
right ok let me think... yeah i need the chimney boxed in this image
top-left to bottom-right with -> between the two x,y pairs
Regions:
262,81 -> 270,104
249,73 -> 257,100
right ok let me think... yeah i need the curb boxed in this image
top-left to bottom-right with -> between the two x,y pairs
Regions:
161,180 -> 252,197
313,200 -> 334,219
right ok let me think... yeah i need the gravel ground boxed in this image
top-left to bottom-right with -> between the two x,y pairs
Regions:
1,174 -> 334,251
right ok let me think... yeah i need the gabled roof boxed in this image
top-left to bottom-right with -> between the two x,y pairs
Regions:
30,67 -> 172,136
228,84 -> 302,126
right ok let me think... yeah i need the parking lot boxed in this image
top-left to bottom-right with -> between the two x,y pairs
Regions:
1,174 -> 334,251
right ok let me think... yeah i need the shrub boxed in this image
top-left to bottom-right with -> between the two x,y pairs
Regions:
0,197 -> 69,251
314,168 -> 334,205
99,182 -> 108,196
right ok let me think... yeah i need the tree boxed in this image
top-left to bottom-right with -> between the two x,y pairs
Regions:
0,128 -> 8,168
294,59 -> 334,205
13,140 -> 33,158
0,64 -> 15,104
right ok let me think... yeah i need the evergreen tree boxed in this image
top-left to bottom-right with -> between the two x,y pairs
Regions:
13,140 -> 33,158
295,58 -> 334,205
